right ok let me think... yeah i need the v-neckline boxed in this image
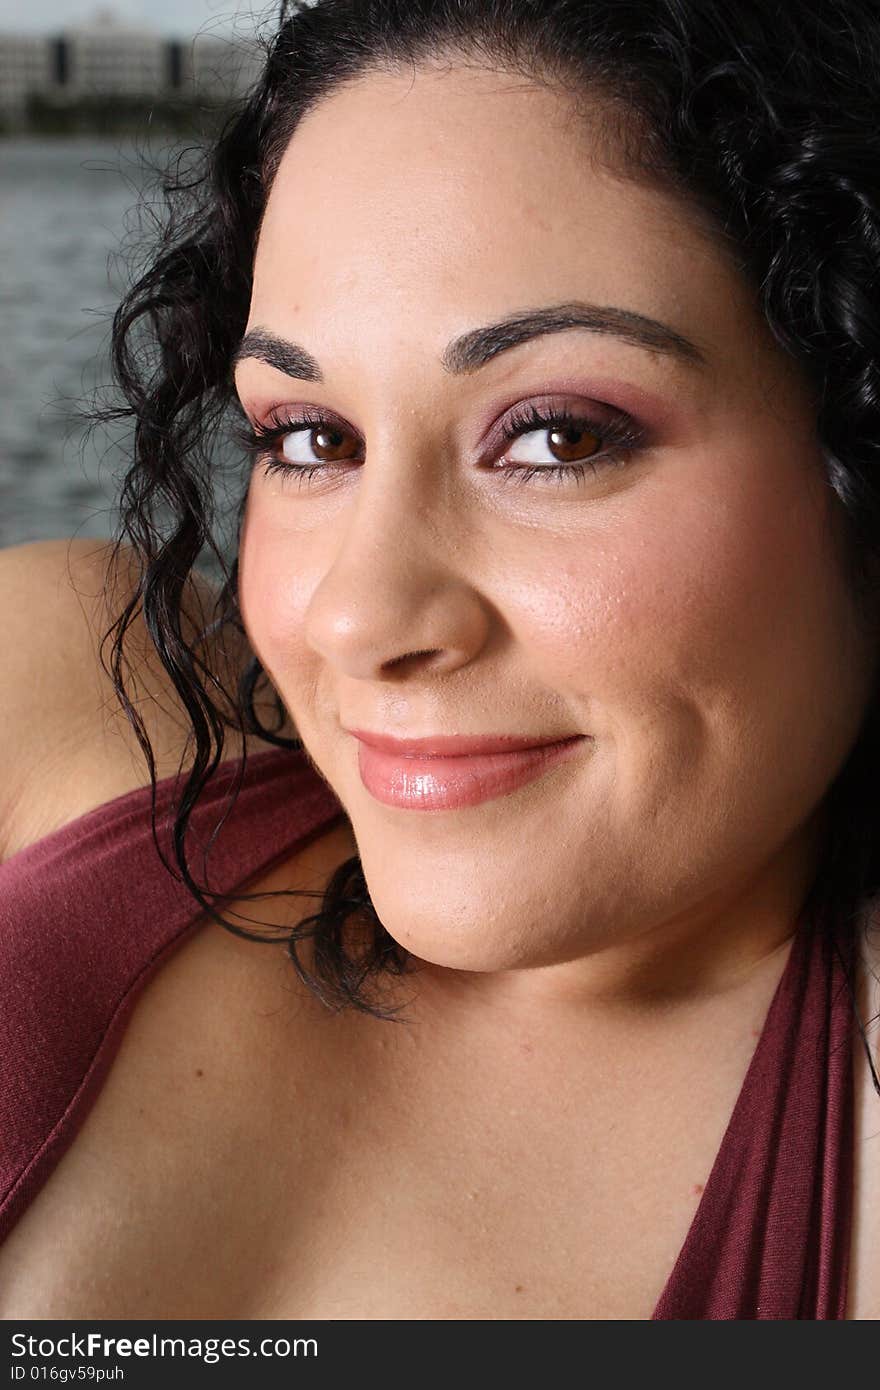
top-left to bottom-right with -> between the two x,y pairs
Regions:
651,903 -> 854,1318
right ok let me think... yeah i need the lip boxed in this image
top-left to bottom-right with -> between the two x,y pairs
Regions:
348,729 -> 589,811
345,728 -> 580,756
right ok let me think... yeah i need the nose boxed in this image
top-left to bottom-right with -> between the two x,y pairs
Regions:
303,457 -> 491,682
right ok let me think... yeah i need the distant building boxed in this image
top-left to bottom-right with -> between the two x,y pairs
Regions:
0,33 -> 53,115
60,12 -> 166,98
0,8 -> 265,124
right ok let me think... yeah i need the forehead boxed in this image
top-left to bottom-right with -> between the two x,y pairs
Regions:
251,64 -> 764,376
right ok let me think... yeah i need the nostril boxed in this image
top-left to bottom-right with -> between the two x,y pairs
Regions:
384,648 -> 442,673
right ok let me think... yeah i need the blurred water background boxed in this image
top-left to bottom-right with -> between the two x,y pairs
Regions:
0,134 -> 191,549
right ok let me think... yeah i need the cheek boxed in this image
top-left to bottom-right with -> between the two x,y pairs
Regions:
508,458 -> 846,727
237,493 -> 320,676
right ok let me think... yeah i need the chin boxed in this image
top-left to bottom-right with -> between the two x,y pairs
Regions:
362,877 -> 576,975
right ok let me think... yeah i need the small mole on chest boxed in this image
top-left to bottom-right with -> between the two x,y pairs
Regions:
195,1068 -> 204,1078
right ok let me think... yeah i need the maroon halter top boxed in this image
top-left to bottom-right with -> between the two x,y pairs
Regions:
0,747 -> 856,1317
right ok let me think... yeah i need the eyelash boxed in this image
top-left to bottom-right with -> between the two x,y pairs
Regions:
237,400 -> 645,488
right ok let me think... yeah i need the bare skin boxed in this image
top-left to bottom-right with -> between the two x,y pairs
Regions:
1,61 -> 879,1317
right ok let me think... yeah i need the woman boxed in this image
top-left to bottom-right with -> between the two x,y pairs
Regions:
0,0 -> 878,1319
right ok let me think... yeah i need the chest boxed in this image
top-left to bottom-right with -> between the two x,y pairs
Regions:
0,1057 -> 731,1320
1,925 -> 878,1320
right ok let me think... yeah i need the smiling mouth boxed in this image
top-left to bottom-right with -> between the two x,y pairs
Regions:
351,732 -> 590,811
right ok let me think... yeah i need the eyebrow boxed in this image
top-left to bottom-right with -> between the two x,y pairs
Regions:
233,300 -> 708,383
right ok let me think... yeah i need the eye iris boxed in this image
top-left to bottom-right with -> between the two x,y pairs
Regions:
312,426 -> 349,460
548,424 -> 600,463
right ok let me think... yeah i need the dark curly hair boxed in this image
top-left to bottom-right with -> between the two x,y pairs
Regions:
97,0 -> 880,1071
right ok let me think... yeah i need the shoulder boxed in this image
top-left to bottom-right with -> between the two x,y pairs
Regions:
0,537 -> 271,862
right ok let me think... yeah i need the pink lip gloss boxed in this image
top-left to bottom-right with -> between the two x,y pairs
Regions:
355,736 -> 588,810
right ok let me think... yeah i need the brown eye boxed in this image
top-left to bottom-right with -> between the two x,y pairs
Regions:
279,422 -> 359,465
547,423 -> 601,463
501,411 -> 607,471
308,425 -> 350,458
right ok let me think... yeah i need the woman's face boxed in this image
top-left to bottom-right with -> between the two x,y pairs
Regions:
235,65 -> 874,986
